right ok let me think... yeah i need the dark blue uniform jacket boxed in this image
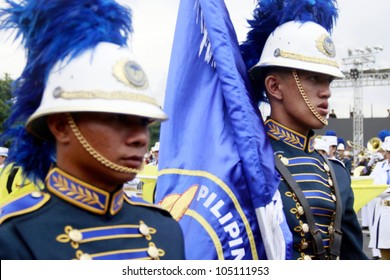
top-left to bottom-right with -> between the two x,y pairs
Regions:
0,167 -> 185,260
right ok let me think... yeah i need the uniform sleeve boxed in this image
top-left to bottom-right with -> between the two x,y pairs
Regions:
331,161 -> 368,260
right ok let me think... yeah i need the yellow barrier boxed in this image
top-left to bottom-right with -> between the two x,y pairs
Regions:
0,164 -> 44,205
137,165 -> 158,203
1,164 -> 158,205
123,165 -> 158,203
351,176 -> 388,213
125,169 -> 388,210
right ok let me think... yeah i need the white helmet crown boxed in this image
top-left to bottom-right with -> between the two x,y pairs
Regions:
250,21 -> 344,79
27,42 -> 167,138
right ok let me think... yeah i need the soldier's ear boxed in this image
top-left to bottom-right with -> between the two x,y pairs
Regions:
46,113 -> 71,144
264,74 -> 283,101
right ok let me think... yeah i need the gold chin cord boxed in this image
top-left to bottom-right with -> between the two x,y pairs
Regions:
291,69 -> 328,126
66,113 -> 142,174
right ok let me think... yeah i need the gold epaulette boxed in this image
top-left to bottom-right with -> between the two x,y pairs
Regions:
0,191 -> 50,225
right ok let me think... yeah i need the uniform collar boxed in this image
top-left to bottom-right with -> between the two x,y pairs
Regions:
46,167 -> 124,215
265,119 -> 316,152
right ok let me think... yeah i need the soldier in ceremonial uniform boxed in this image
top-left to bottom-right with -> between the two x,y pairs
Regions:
369,136 -> 390,259
241,0 -> 367,259
0,0 -> 184,260
323,134 -> 338,160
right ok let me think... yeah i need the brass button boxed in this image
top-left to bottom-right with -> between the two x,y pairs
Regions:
280,157 -> 289,165
69,229 -> 83,242
332,194 -> 337,201
297,206 -> 304,216
302,223 -> 309,233
328,226 -> 334,235
324,163 -> 330,172
328,178 -> 334,187
31,191 -> 42,198
148,245 -> 159,259
301,242 -> 309,250
80,253 -> 92,260
304,255 -> 312,260
139,223 -> 150,236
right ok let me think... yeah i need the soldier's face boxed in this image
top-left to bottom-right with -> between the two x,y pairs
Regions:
49,112 -> 150,191
267,69 -> 333,135
385,151 -> 390,161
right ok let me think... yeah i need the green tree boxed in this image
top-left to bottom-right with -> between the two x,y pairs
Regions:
0,73 -> 13,133
149,122 -> 161,149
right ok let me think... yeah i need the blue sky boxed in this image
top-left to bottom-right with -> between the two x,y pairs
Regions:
1,0 -> 389,118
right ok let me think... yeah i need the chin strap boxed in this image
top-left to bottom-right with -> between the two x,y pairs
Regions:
291,69 -> 328,126
66,113 -> 142,174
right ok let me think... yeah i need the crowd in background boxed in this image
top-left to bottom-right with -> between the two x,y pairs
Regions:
314,129 -> 390,259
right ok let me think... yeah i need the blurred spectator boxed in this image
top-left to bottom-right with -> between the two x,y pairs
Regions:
0,147 -> 9,169
148,142 -> 160,166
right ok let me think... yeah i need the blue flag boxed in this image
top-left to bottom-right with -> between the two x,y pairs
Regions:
155,0 -> 291,260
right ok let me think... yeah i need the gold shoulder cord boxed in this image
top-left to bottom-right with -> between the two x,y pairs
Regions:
291,69 -> 328,126
66,113 -> 141,174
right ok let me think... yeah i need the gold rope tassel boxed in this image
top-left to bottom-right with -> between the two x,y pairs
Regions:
291,69 -> 328,126
66,113 -> 142,174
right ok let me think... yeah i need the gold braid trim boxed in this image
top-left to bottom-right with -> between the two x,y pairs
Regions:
55,89 -> 157,106
291,69 -> 328,126
278,49 -> 338,67
66,113 -> 141,174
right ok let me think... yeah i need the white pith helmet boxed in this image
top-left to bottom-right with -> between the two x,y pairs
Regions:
323,135 -> 338,147
250,21 -> 344,79
151,142 -> 160,152
383,136 -> 390,151
337,143 -> 345,150
0,147 -> 8,157
314,136 -> 329,155
27,42 -> 167,138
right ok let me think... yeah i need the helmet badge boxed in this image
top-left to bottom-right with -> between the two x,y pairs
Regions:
114,59 -> 149,89
316,34 -> 336,58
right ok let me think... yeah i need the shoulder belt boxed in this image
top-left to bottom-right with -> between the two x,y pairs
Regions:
329,158 -> 346,168
0,192 -> 50,225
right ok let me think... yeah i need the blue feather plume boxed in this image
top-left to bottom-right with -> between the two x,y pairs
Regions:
377,129 -> 390,142
325,130 -> 337,136
0,0 -> 133,183
337,137 -> 345,145
240,0 -> 339,103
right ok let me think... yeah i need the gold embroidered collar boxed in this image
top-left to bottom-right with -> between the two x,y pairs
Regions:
46,167 -> 124,215
265,119 -> 316,152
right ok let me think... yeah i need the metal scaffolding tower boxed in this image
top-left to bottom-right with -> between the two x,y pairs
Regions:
331,45 -> 387,164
